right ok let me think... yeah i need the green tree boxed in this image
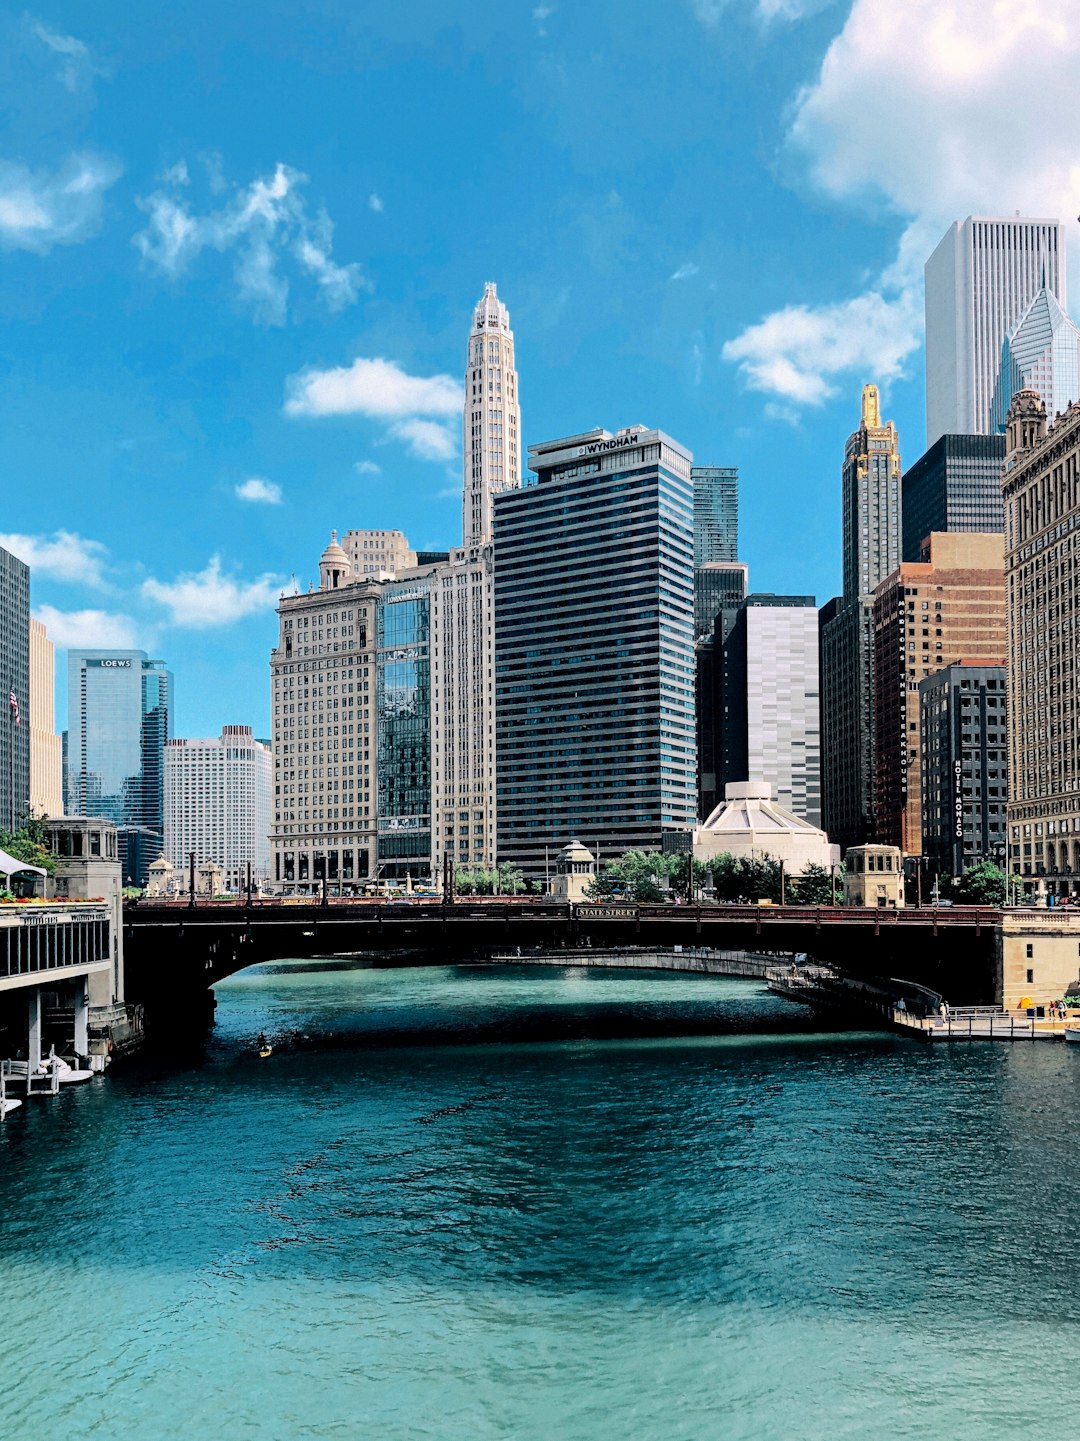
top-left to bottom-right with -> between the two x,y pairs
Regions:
495,862 -> 526,896
585,848 -> 670,903
709,853 -> 782,903
0,817 -> 57,878
791,862 -> 841,905
953,860 -> 1007,906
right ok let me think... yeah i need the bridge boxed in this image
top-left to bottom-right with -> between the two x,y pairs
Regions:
123,899 -> 1004,1014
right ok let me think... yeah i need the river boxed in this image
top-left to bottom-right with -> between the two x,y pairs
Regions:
2,961 -> 1079,1440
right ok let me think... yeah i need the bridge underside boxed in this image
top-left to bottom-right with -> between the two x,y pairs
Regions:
124,904 -> 1000,1012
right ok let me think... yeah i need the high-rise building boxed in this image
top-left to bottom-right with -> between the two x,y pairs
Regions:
925,215 -> 1065,446
66,649 -> 174,886
463,282 -> 521,547
0,543 -> 30,830
695,561 -> 749,818
901,433 -> 1006,562
28,617 -> 62,818
723,595 -> 821,826
1001,389 -> 1080,898
164,726 -> 272,891
872,532 -> 1006,853
820,384 -> 902,849
919,664 -> 1008,879
342,530 -> 417,580
990,287 -> 1080,435
693,466 -> 738,563
376,573 -> 435,881
494,426 -> 696,878
270,539 -> 380,894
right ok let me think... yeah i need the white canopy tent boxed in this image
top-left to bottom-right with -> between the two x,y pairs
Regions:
0,847 -> 47,880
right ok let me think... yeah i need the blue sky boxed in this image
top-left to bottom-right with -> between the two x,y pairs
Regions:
1,0 -> 1077,738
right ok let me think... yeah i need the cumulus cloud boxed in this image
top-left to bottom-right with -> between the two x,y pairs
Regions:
0,154 -> 121,253
391,418 -> 457,461
141,556 -> 284,628
133,161 -> 366,325
34,605 -> 139,651
284,355 -> 460,463
0,529 -> 109,587
235,476 -> 282,504
285,356 -> 460,419
29,17 -> 107,91
354,459 -> 382,476
723,0 -> 1080,409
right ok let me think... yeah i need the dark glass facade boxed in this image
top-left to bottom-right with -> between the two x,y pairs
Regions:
696,564 -> 749,818
0,544 -> 30,829
66,651 -> 173,886
495,428 -> 696,879
902,433 -> 1006,563
692,466 -> 738,565
919,664 -> 1008,877
376,581 -> 432,879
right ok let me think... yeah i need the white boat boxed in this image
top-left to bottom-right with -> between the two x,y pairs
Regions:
39,1050 -> 95,1085
1,1097 -> 21,1116
1064,1027 -> 1080,1045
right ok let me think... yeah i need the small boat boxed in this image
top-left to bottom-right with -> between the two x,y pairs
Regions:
255,1033 -> 272,1059
39,1050 -> 95,1085
258,1046 -> 273,1059
1064,1027 -> 1080,1045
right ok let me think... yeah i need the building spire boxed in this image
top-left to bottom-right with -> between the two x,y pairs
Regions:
861,383 -> 881,430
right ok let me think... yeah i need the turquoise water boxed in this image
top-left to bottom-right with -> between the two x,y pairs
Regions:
2,961 -> 1080,1440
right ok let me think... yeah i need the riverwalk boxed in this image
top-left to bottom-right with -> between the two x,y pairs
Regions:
892,1006 -> 1080,1042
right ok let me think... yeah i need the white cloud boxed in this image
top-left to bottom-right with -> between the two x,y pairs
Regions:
391,418 -> 457,461
354,459 -> 382,476
670,262 -> 699,281
133,162 -> 366,325
368,193 -> 384,213
722,0 -> 1080,410
691,0 -> 830,23
284,356 -> 460,419
533,5 -> 556,35
29,18 -> 107,91
141,556 -> 284,628
0,530 -> 109,587
34,605 -> 138,651
235,477 -> 282,505
0,154 -> 120,254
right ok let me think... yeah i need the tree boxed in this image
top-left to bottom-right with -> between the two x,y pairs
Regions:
0,817 -> 57,878
709,853 -> 782,903
495,862 -> 526,896
586,848 -> 670,903
953,860 -> 1007,906
791,862 -> 840,906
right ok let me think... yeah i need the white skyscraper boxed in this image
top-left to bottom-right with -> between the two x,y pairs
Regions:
925,215 -> 1066,446
430,282 -> 521,878
166,725 -> 272,891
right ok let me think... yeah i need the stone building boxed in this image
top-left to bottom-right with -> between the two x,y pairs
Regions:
1001,389 -> 1080,896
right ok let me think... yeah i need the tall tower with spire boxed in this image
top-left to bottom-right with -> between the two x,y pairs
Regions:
463,282 -> 521,545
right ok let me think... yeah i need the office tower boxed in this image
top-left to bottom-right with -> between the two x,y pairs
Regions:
919,664 -> 1008,879
28,617 -> 62,817
696,561 -> 749,818
723,595 -> 821,826
463,281 -> 521,546
164,726 -> 272,891
66,650 -> 173,885
1001,389 -> 1080,897
376,574 -> 434,881
693,466 -> 738,564
270,537 -> 380,893
990,287 -> 1080,434
819,384 -> 902,849
925,215 -> 1065,446
902,434 -> 1006,562
495,426 -> 696,878
430,282 -> 520,879
0,543 -> 30,830
872,532 -> 1006,853
342,530 -> 417,580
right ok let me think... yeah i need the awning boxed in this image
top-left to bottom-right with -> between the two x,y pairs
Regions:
0,847 -> 47,880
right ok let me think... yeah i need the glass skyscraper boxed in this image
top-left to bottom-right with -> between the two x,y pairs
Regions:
990,286 -> 1080,435
376,578 -> 432,880
66,650 -> 173,885
494,426 -> 696,879
0,544 -> 30,830
901,433 -> 1006,563
692,465 -> 739,638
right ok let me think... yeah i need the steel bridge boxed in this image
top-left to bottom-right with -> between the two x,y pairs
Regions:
123,899 -> 1003,1012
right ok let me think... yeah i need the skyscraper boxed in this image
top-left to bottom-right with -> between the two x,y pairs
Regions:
990,286 -> 1080,434
376,573 -> 435,881
901,433 -> 1006,563
925,215 -> 1065,446
695,561 -> 749,818
0,543 -> 30,830
494,426 -> 696,878
463,281 -> 522,547
692,465 -> 739,638
29,617 -> 62,818
66,650 -> 174,885
819,384 -> 902,849
724,595 -> 821,826
165,726 -> 272,891
919,664 -> 1008,879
